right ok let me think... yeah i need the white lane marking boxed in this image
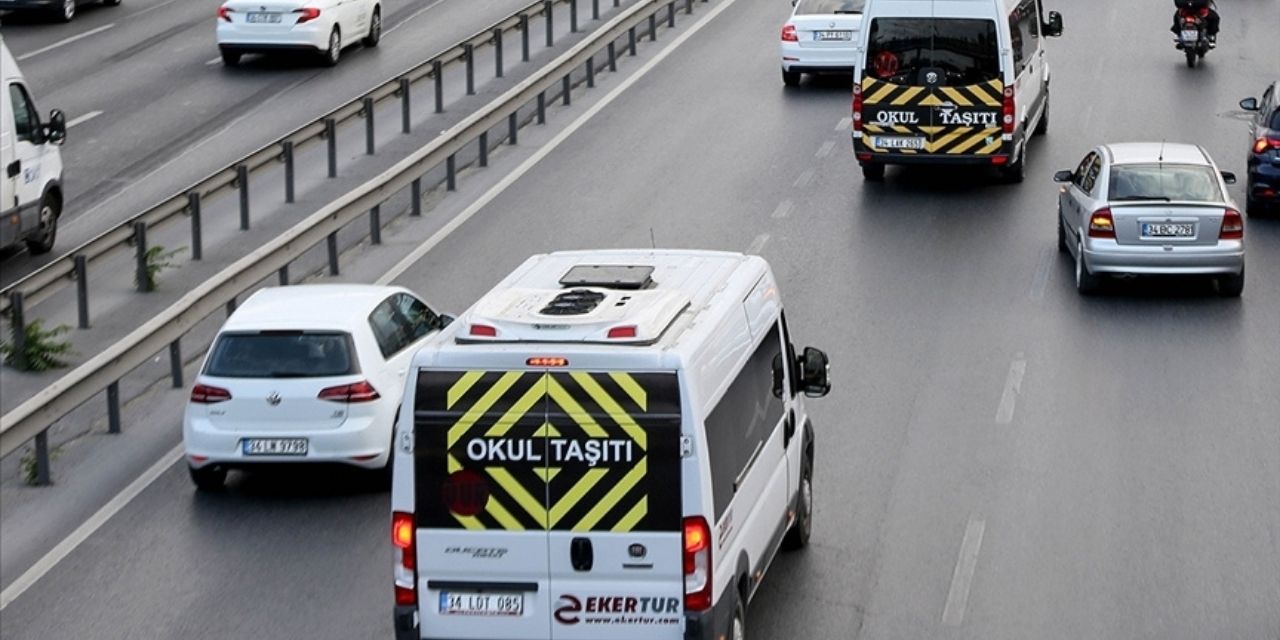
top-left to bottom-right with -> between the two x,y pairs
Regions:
835,116 -> 851,131
771,200 -> 794,219
941,516 -> 986,626
205,56 -> 223,65
816,140 -> 836,158
384,0 -> 449,35
16,24 -> 116,61
995,354 -> 1027,425
747,233 -> 770,255
124,0 -> 185,19
0,444 -> 184,611
66,111 -> 104,129
1029,246 -> 1053,301
380,0 -> 744,284
793,167 -> 815,188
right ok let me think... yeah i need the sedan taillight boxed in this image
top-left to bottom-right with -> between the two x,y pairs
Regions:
191,384 -> 232,404
318,380 -> 380,403
294,7 -> 321,23
217,6 -> 233,21
1088,208 -> 1115,239
1252,137 -> 1280,154
781,24 -> 798,42
1220,208 -> 1244,240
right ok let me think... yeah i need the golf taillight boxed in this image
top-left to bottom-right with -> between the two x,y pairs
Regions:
317,380 -> 380,403
781,24 -> 798,42
1220,208 -> 1244,240
294,7 -> 321,23
392,511 -> 417,606
190,384 -> 232,404
1088,208 -> 1116,239
852,83 -> 863,132
683,516 -> 712,612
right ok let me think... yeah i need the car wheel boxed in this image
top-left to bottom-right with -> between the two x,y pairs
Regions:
362,8 -> 381,47
861,163 -> 885,181
221,49 -> 242,66
728,596 -> 746,640
1057,210 -> 1068,254
1033,93 -> 1049,136
24,193 -> 60,255
1217,267 -> 1244,298
1245,195 -> 1268,218
189,464 -> 228,491
55,0 -> 75,21
782,69 -> 801,87
781,458 -> 812,550
1001,146 -> 1025,184
1075,238 -> 1102,295
322,27 -> 342,66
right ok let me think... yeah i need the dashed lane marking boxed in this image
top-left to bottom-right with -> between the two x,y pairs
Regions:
66,111 -> 104,129
16,24 -> 115,61
995,354 -> 1027,425
816,140 -> 836,158
771,200 -> 794,219
747,233 -> 770,254
941,516 -> 986,626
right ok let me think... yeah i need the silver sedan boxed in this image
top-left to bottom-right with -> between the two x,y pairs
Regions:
1054,142 -> 1245,296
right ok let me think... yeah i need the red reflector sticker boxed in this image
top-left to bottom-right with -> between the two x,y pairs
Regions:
442,470 -> 490,517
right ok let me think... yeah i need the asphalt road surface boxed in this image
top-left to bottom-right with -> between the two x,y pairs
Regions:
1,0 -> 1278,638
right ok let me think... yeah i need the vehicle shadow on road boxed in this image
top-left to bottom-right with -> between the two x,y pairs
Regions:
196,465 -> 390,502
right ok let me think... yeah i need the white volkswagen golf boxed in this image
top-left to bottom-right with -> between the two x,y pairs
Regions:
216,0 -> 381,66
183,285 -> 450,490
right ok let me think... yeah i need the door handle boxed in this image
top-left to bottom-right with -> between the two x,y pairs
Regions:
5,161 -> 19,178
570,537 -> 594,572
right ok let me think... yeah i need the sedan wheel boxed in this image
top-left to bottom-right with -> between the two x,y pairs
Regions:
1217,267 -> 1244,297
362,9 -> 382,47
1075,239 -> 1102,295
323,27 -> 341,66
1057,211 -> 1068,253
57,0 -> 75,21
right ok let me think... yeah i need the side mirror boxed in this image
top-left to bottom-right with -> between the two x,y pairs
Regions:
790,0 -> 797,6
1239,97 -> 1259,112
796,347 -> 830,398
438,314 -> 456,328
1053,169 -> 1074,183
46,109 -> 67,145
1221,171 -> 1236,185
1044,11 -> 1063,37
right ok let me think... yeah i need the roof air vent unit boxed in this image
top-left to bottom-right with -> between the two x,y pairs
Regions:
539,289 -> 606,316
558,265 -> 655,290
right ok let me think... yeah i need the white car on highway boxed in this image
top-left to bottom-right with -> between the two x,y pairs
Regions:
780,0 -> 864,86
216,0 -> 382,67
184,284 -> 450,490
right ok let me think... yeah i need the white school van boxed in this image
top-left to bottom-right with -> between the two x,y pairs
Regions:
850,0 -> 1063,182
2,37 -> 67,255
390,250 -> 832,640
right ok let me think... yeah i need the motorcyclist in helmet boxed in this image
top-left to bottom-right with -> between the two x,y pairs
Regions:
1171,0 -> 1220,44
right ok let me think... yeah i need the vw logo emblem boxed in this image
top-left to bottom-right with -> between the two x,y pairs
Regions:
828,21 -> 836,28
266,392 -> 282,406
926,71 -> 939,84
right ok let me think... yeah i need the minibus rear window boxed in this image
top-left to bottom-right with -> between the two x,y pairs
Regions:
866,18 -> 1000,85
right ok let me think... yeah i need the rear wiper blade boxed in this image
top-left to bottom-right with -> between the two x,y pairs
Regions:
1111,196 -> 1172,202
269,371 -> 312,378
832,9 -> 860,13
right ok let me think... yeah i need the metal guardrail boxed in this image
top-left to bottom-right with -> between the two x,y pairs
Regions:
0,0 -> 705,476
0,0 -> 604,318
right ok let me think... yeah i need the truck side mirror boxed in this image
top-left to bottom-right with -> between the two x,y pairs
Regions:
797,347 -> 831,398
46,109 -> 67,145
1044,11 -> 1063,37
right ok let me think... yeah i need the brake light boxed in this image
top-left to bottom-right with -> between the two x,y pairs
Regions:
527,357 -> 569,367
683,516 -> 712,611
469,324 -> 497,337
190,384 -> 232,404
392,511 -> 417,606
781,24 -> 798,42
1253,137 -> 1280,154
1220,208 -> 1244,240
607,325 -> 637,339
294,7 -> 321,23
1088,208 -> 1115,239
217,5 -> 232,21
317,380 -> 381,403
852,83 -> 863,132
1002,86 -> 1015,135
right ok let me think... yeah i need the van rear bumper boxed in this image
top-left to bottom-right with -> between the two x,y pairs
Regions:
851,134 -> 1013,166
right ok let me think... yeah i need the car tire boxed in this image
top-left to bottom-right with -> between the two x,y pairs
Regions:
322,27 -> 342,66
102,0 -> 121,6
24,192 -> 60,255
190,464 -> 228,491
781,457 -> 812,551
728,595 -> 747,640
362,8 -> 381,47
1075,238 -> 1102,295
1245,195 -> 1267,218
1217,268 -> 1244,298
1001,145 -> 1026,184
55,0 -> 75,22
221,49 -> 242,66
1057,210 -> 1068,254
861,163 -> 885,181
782,69 -> 801,87
1033,94 -> 1049,136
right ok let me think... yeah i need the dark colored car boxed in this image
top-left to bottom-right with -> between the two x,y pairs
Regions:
1240,81 -> 1280,216
0,0 -> 118,23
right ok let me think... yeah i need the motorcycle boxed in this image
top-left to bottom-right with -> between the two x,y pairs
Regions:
1174,7 -> 1211,67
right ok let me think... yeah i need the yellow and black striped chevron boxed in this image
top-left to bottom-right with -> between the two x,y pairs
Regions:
414,370 -> 682,533
859,77 -> 1005,156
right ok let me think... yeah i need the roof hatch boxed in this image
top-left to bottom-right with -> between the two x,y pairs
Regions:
558,264 -> 655,290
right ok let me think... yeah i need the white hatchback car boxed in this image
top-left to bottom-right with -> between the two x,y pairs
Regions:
216,0 -> 381,67
780,0 -> 864,86
184,285 -> 450,490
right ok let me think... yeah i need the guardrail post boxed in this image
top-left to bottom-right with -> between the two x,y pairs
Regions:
74,255 -> 90,329
283,141 -> 295,203
649,13 -> 657,40
325,118 -> 338,177
686,0 -> 692,14
411,178 -> 422,216
479,132 -> 489,167
494,28 -> 504,78
508,112 -> 519,145
133,222 -> 150,293
169,339 -> 183,388
399,78 -> 411,134
327,233 -> 340,275
464,44 -> 476,96
570,0 -> 577,32
364,97 -> 376,155
586,57 -> 595,88
562,75 -> 571,106
608,42 -> 616,71
592,0 -> 598,19
629,26 -> 636,54
237,165 -> 250,230
446,155 -> 457,191
614,0 -> 619,6
433,61 -> 444,113
537,92 -> 546,123
667,2 -> 675,27
521,14 -> 530,61
370,205 -> 382,245
106,381 -> 121,434
544,1 -> 554,47
7,292 -> 27,371
278,264 -> 289,285
226,297 -> 237,317
33,430 -> 52,486
188,192 -> 202,261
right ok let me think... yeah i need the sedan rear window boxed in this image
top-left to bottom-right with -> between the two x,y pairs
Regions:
205,331 -> 357,378
1108,164 -> 1223,202
796,0 -> 864,15
866,18 -> 1000,85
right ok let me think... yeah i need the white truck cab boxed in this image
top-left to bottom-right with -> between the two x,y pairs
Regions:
390,250 -> 832,640
2,37 -> 67,255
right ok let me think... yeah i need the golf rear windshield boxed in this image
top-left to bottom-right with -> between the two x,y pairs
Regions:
205,331 -> 357,378
866,18 -> 1000,85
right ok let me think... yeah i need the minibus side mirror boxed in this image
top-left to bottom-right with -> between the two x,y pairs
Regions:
46,109 -> 67,146
1044,11 -> 1063,37
1053,170 -> 1074,183
797,347 -> 830,398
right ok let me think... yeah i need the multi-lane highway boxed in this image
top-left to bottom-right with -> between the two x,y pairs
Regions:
2,0 -> 1279,638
